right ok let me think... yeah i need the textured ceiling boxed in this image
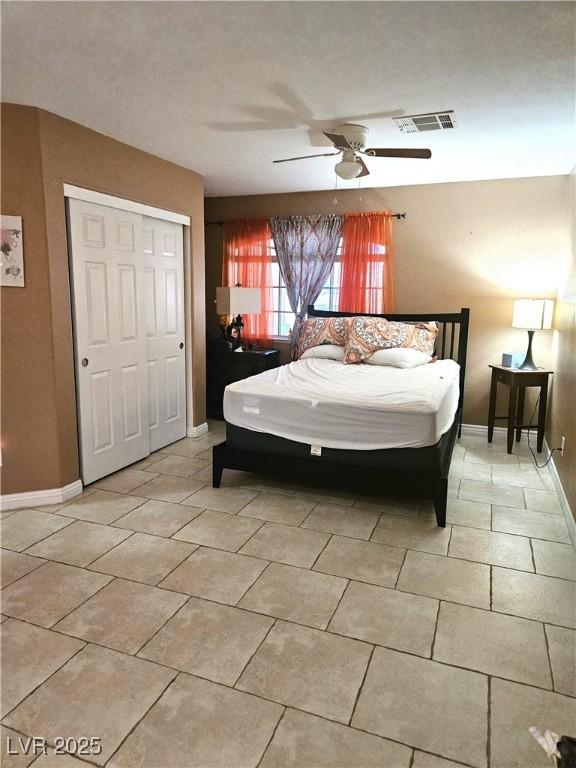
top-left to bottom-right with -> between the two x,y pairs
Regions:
2,1 -> 575,196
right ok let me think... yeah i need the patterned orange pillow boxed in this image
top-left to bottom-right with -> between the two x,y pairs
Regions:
297,317 -> 350,359
344,316 -> 438,364
407,322 -> 439,355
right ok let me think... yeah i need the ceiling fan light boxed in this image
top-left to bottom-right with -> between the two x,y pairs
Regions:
334,159 -> 362,180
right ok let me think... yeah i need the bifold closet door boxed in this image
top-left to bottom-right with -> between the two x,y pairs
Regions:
143,217 -> 187,451
68,199 -> 150,484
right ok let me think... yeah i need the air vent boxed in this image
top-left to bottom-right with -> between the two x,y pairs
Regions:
393,111 -> 456,134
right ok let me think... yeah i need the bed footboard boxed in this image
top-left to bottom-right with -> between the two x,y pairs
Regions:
212,414 -> 460,527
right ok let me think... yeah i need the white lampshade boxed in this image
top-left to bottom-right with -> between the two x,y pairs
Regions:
512,299 -> 554,330
216,286 -> 261,315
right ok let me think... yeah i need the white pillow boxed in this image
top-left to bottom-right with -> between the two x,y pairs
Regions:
300,344 -> 345,361
365,348 -> 432,368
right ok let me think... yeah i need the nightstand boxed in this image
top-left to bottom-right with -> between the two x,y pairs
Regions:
487,365 -> 553,454
207,347 -> 280,419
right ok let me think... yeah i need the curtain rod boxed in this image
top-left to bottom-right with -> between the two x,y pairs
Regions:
205,211 -> 407,226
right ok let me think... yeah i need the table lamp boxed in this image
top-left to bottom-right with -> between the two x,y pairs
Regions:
216,286 -> 261,349
512,299 -> 554,370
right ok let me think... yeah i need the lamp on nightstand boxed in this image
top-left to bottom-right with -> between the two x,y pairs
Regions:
216,286 -> 261,349
512,299 -> 554,370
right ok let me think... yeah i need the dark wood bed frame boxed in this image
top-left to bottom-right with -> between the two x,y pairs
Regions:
213,306 -> 470,527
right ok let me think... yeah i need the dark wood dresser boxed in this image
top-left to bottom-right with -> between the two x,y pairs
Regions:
207,347 -> 280,419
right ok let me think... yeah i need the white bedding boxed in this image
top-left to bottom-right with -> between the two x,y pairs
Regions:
223,357 -> 460,450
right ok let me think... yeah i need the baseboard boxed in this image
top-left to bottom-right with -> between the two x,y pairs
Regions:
187,422 -> 208,438
461,424 -> 575,546
461,423 -> 556,455
460,424 -> 508,437
548,455 -> 576,548
0,479 -> 83,511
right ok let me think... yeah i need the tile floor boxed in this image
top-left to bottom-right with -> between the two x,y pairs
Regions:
1,422 -> 575,768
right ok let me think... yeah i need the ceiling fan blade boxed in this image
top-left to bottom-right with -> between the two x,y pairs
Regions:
273,152 -> 340,164
365,148 -> 432,159
323,132 -> 353,150
357,157 -> 370,177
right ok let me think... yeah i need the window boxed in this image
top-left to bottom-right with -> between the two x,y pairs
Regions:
362,243 -> 387,314
267,239 -> 343,337
224,221 -> 391,340
269,261 -> 296,337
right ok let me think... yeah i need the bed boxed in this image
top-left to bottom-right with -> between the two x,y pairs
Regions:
212,306 -> 470,527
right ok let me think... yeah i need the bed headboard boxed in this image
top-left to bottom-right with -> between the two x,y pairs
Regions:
307,306 -> 470,421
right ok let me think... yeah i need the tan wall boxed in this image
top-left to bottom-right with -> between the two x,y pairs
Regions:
547,170 -> 576,517
1,107 -> 64,492
1,104 -> 206,495
205,175 -> 572,430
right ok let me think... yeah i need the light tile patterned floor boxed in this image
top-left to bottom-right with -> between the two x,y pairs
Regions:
1,422 -> 575,768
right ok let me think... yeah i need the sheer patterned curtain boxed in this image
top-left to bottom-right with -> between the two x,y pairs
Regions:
222,219 -> 273,341
339,212 -> 395,314
270,214 -> 343,357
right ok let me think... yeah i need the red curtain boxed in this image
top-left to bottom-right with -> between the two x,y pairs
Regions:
339,212 -> 395,314
221,219 -> 273,341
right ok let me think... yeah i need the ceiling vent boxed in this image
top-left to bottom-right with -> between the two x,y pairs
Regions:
393,111 -> 456,134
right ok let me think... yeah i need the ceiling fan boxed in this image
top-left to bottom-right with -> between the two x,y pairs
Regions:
273,123 -> 432,180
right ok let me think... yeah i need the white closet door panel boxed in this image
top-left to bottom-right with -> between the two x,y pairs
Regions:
68,199 -> 149,484
121,364 -> 143,439
118,265 -> 138,341
115,220 -> 136,251
90,371 -> 114,452
82,214 -> 106,247
85,262 -> 110,345
143,217 -> 186,451
164,270 -> 178,334
165,355 -> 181,421
143,267 -> 157,337
147,360 -> 160,429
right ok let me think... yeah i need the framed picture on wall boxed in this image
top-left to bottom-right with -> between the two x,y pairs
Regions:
0,215 -> 25,287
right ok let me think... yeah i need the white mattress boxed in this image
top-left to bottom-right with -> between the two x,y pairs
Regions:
223,358 -> 461,451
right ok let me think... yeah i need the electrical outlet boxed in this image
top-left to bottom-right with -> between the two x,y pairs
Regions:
561,435 -> 566,456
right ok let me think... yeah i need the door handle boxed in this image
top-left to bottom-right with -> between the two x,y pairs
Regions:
179,342 -> 184,350
81,358 -> 89,367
